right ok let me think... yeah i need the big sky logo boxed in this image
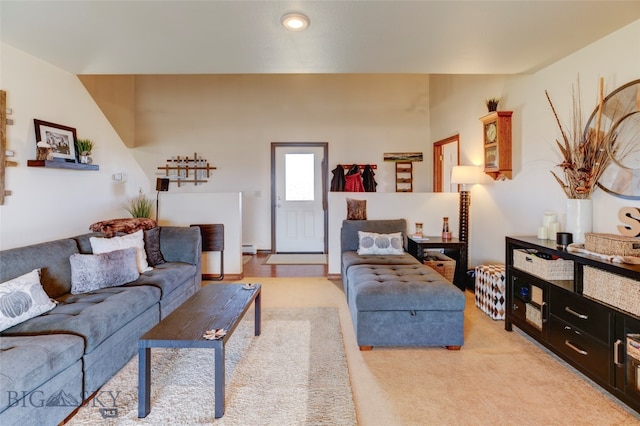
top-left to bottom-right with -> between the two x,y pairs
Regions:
6,389 -> 121,419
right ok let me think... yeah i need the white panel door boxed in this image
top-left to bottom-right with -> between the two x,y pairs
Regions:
274,146 -> 325,253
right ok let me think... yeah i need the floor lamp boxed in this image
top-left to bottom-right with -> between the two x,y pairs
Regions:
450,166 -> 481,286
155,178 -> 170,223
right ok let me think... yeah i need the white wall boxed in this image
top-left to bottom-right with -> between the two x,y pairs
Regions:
0,44 -> 149,249
129,74 -> 431,252
327,192 -> 459,274
430,19 -> 640,268
158,192 -> 242,275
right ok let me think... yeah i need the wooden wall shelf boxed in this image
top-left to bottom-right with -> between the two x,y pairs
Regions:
27,160 -> 99,171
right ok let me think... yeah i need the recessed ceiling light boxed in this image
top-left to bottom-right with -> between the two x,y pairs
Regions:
281,13 -> 310,31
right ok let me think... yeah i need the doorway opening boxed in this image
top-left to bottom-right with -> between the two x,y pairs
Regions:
433,135 -> 460,192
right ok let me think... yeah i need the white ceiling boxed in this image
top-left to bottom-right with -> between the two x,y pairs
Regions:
1,1 -> 639,75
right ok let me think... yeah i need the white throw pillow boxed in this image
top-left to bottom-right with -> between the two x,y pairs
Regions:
357,231 -> 404,255
0,269 -> 57,332
90,229 -> 152,273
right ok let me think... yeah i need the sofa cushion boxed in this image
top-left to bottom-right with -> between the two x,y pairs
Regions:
0,270 -> 57,332
144,227 -> 166,266
1,285 -> 160,353
348,264 -> 466,311
0,334 -> 84,408
341,219 -> 407,252
0,239 -> 79,299
357,231 -> 404,255
342,251 -> 420,271
128,262 -> 197,299
69,248 -> 139,294
72,232 -> 107,254
90,230 -> 152,273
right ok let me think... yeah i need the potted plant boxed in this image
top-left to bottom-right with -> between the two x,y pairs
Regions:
124,193 -> 154,218
76,138 -> 94,164
485,97 -> 500,112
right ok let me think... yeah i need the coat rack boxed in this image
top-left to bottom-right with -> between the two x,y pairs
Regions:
156,153 -> 216,187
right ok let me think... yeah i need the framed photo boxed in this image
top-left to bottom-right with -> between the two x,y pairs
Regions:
34,119 -> 77,162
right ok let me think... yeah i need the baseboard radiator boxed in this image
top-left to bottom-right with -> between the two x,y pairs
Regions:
242,244 -> 257,255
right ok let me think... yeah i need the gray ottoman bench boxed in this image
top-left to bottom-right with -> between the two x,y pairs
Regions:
347,263 -> 466,350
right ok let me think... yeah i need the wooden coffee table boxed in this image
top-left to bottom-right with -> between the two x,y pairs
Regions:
138,283 -> 261,418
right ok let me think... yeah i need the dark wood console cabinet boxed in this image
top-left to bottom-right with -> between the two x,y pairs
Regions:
506,236 -> 640,414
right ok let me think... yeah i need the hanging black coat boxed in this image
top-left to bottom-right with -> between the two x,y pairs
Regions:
330,164 -> 345,191
362,164 -> 377,192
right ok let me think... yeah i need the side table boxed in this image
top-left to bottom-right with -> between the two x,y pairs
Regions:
407,236 -> 468,292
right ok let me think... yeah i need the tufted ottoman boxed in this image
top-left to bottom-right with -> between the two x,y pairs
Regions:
345,263 -> 466,350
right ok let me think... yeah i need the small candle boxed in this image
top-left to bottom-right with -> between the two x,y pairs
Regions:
537,226 -> 548,239
548,222 -> 560,240
543,211 -> 557,228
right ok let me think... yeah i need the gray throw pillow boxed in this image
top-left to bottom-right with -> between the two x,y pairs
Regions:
144,227 -> 166,266
69,247 -> 140,294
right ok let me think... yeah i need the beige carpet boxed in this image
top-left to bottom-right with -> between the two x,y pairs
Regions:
242,255 -> 252,265
69,307 -> 356,425
233,278 -> 640,425
264,254 -> 327,265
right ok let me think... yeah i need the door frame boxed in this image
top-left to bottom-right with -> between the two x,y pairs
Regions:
433,134 -> 460,192
270,142 -> 329,254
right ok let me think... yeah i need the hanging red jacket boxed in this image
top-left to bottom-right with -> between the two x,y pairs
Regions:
345,170 -> 365,192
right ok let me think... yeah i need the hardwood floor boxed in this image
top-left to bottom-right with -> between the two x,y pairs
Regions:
239,253 -> 328,278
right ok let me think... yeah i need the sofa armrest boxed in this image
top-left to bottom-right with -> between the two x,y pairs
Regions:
159,226 -> 202,265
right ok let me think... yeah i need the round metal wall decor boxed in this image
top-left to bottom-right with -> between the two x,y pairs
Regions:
584,79 -> 640,200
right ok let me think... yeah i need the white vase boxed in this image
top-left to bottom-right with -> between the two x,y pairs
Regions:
566,199 -> 592,244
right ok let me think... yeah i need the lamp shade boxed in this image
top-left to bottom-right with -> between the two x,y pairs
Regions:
451,166 -> 481,185
156,178 -> 170,192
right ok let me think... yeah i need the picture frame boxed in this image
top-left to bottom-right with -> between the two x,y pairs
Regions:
383,152 -> 423,162
34,119 -> 77,162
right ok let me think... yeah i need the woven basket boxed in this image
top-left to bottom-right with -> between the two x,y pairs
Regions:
583,266 -> 640,317
584,233 -> 640,257
513,249 -> 574,280
423,252 -> 456,282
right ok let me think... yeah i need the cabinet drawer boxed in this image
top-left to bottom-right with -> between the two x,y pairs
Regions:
550,285 -> 611,343
550,316 -> 610,382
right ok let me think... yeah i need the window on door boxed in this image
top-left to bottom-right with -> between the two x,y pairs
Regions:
285,153 -> 315,201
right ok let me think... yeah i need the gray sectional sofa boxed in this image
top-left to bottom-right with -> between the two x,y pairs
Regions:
0,226 -> 202,426
341,219 -> 466,350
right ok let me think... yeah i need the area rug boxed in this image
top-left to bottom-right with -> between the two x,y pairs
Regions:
264,254 -> 327,265
68,307 -> 355,425
242,255 -> 252,265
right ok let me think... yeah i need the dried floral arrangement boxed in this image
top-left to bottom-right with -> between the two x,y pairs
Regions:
485,97 -> 500,112
545,78 -> 616,199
